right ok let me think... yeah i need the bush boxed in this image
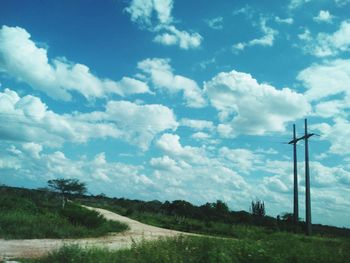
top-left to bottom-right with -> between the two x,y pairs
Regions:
0,186 -> 128,239
60,204 -> 105,228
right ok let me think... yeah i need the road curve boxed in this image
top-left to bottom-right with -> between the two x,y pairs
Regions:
0,205 -> 194,260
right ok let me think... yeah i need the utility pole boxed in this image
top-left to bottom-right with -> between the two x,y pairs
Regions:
296,119 -> 314,235
288,124 -> 300,229
304,119 -> 313,235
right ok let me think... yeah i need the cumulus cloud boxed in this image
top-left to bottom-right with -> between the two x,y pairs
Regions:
101,100 -> 178,150
153,25 -> 202,50
0,88 -> 177,150
0,25 -> 150,100
204,70 -> 310,137
232,18 -> 278,52
311,161 -> 350,186
156,133 -> 206,163
0,144 -> 154,198
125,0 -> 173,27
300,20 -> 350,57
125,0 -> 202,49
138,58 -> 206,107
152,134 -> 251,205
219,147 -> 262,174
298,28 -> 312,41
312,118 -> 350,156
313,10 -> 334,23
180,118 -> 214,131
297,59 -> 350,102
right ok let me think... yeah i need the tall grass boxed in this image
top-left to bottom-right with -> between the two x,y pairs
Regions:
29,234 -> 350,263
0,187 -> 128,239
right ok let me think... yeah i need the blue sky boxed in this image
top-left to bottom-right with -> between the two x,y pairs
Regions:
0,0 -> 350,228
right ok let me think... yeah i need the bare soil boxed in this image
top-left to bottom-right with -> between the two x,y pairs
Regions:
0,205 -> 194,260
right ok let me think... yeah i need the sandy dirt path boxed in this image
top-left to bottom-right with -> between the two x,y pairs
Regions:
0,205 -> 195,260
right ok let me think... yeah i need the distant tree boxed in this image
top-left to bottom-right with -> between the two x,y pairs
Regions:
251,199 -> 265,217
281,212 -> 294,223
47,178 -> 87,208
213,200 -> 229,214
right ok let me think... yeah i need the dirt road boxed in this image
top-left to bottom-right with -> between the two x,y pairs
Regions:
0,205 -> 193,260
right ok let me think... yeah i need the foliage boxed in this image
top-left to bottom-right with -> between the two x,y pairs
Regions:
48,178 -> 87,208
251,200 -> 265,217
29,234 -> 350,263
48,178 -> 87,195
78,194 -> 350,238
0,186 -> 128,239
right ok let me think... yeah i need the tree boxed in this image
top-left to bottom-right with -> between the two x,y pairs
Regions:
47,178 -> 87,208
251,199 -> 265,217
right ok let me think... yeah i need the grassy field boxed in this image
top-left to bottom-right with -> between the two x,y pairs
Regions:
25,234 -> 350,263
2,186 -> 349,262
0,186 -> 128,239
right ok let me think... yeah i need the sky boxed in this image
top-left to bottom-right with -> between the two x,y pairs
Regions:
0,0 -> 349,228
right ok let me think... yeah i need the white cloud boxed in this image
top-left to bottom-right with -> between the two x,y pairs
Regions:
232,42 -> 246,52
22,142 -> 43,159
150,155 -> 182,173
154,25 -> 202,50
138,58 -> 206,108
125,0 -> 173,27
288,0 -> 311,9
115,77 -> 152,96
298,28 -> 312,41
125,0 -> 202,50
289,0 -> 350,9
0,88 -> 177,150
313,10 -> 334,23
297,59 -> 350,102
335,0 -> 350,6
312,118 -> 350,156
191,132 -> 211,140
275,17 -> 294,25
301,20 -> 350,57
219,147 -> 261,174
0,145 -> 154,198
314,99 -> 348,118
204,70 -> 311,137
206,17 -> 224,30
156,133 -> 204,163
232,18 -> 278,52
311,161 -> 350,187
248,19 -> 278,47
0,26 -> 150,100
102,100 -> 178,150
152,135 -> 251,206
263,176 -> 290,193
180,118 -> 214,131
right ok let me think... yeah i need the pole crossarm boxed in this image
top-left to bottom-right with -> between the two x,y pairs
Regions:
289,133 -> 314,144
288,137 -> 303,144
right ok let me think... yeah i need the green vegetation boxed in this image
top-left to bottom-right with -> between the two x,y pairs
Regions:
78,195 -> 350,239
27,234 -> 350,263
47,178 -> 87,208
0,186 -> 128,239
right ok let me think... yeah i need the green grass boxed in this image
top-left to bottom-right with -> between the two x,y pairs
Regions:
0,187 -> 129,239
26,234 -> 350,263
